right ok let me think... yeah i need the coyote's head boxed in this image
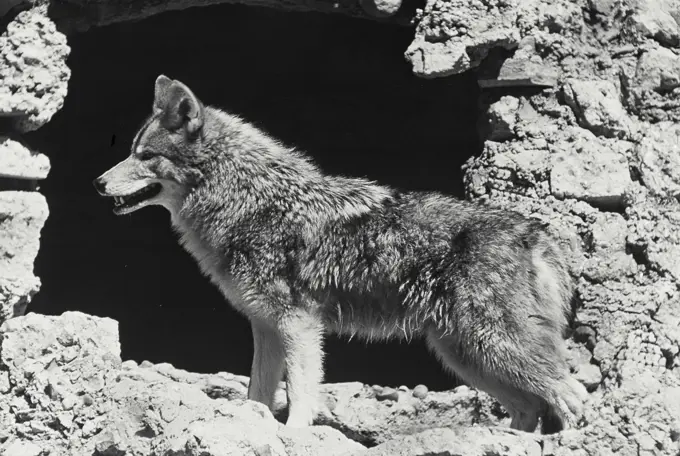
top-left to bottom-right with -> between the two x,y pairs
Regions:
93,75 -> 208,216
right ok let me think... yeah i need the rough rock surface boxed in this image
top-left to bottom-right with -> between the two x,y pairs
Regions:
115,363 -> 505,447
0,312 -> 364,456
351,427 -> 543,456
0,6 -> 71,132
404,0 -> 680,454
0,192 -> 48,327
406,0 -> 520,79
0,137 -> 51,180
0,312 -> 546,455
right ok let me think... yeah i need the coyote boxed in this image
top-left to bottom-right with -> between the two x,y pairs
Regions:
93,75 -> 587,433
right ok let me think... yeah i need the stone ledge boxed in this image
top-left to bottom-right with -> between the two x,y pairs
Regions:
0,137 -> 50,180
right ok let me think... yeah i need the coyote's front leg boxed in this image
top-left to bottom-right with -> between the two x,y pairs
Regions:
279,310 -> 325,428
248,320 -> 286,409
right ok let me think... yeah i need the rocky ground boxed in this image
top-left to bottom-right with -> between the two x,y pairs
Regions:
0,311 -> 547,456
2,0 -> 680,454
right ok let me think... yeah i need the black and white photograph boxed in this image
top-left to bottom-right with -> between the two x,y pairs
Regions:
1,0 -> 679,454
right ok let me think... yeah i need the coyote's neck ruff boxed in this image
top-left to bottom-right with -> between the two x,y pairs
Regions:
94,74 -> 587,432
181,110 -> 394,243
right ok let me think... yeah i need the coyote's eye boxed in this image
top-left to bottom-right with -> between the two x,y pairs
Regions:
137,151 -> 155,161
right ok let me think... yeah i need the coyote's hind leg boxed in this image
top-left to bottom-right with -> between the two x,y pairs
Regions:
425,330 -> 545,432
248,319 -> 286,409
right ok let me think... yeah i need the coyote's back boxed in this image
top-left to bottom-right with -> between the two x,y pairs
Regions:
94,74 -> 587,434
302,192 -> 574,342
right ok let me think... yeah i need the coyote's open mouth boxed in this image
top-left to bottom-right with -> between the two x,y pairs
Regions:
112,183 -> 162,214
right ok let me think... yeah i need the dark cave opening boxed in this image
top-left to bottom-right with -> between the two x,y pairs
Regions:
25,5 -> 482,391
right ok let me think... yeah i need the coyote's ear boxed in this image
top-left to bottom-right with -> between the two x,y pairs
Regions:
153,75 -> 172,114
159,80 -> 204,137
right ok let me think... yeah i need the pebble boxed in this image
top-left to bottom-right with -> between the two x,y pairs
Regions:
82,420 -> 98,438
82,394 -> 94,406
62,394 -> 77,410
413,384 -> 429,399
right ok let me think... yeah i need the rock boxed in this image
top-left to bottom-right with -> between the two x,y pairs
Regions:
573,364 -> 602,392
623,47 -> 680,122
375,386 -> 399,401
631,47 -> 680,94
280,426 -> 365,456
406,0 -> 519,78
0,7 -> 71,132
582,210 -> 638,281
349,427 -> 542,456
359,0 -> 402,18
589,0 -> 618,16
636,121 -> 680,199
485,96 -> 520,141
125,367 -> 505,447
3,441 -> 43,456
0,313 -> 510,455
549,133 -> 633,209
0,191 -> 49,326
628,0 -> 680,47
478,37 -> 559,89
405,38 -> 473,79
581,250 -> 637,283
588,212 -> 628,252
563,79 -> 635,139
478,55 -> 558,89
0,312 -> 366,456
412,384 -> 428,399
317,382 -> 504,446
627,187 -> 680,281
0,137 -> 51,180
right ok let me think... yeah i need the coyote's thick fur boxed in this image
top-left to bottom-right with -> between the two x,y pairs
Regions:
94,75 -> 587,433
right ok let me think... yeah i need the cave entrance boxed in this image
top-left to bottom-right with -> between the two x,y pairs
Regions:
26,4 -> 482,390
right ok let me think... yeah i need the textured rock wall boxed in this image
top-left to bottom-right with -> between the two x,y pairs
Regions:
0,189 -> 48,325
0,5 -> 66,327
2,0 -> 680,454
1,6 -> 70,133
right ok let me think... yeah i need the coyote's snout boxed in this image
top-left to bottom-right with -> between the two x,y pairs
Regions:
93,157 -> 164,215
95,74 -> 588,433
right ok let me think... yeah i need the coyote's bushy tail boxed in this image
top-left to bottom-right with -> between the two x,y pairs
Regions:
531,230 -> 586,433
